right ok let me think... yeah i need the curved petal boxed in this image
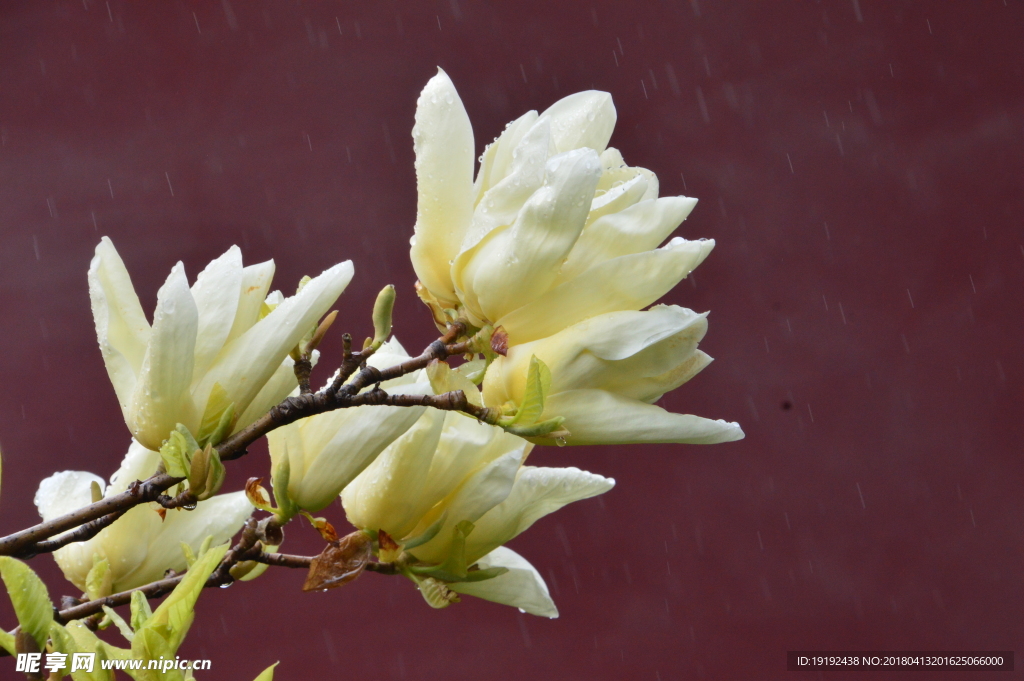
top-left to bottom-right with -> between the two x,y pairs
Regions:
409,449 -> 523,565
35,471 -> 106,522
450,546 -> 558,618
464,466 -> 613,562
539,389 -> 745,445
560,196 -> 700,281
342,408 -> 446,538
195,261 -> 353,428
107,441 -> 161,496
129,262 -> 199,449
226,259 -> 276,345
410,68 -> 476,303
88,237 -> 151,419
539,91 -> 616,154
457,149 -> 602,322
189,246 -> 243,379
473,110 -> 540,202
116,491 -> 252,591
498,237 -> 715,345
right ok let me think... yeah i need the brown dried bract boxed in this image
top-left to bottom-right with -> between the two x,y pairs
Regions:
490,326 -> 508,356
378,529 -> 399,553
244,477 -> 271,507
302,532 -> 372,592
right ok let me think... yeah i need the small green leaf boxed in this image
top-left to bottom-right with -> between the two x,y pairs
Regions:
0,556 -> 53,651
85,555 -> 112,600
371,284 -> 396,346
137,542 -> 228,656
130,590 -> 152,632
196,383 -> 236,447
101,605 -> 135,642
0,627 -> 14,656
270,455 -> 298,519
505,415 -> 567,439
511,356 -> 551,426
180,542 -> 197,568
416,576 -> 460,609
158,426 -> 199,478
435,521 -> 474,580
402,511 -> 448,550
252,662 -> 279,681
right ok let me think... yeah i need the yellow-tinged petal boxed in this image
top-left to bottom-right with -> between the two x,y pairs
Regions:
498,237 -> 715,345
539,389 -> 745,445
462,466 -> 614,563
88,237 -> 152,423
129,262 -> 199,449
450,546 -> 558,617
410,68 -> 476,304
189,246 -> 243,380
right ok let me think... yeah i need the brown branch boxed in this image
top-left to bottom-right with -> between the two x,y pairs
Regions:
31,509 -> 130,555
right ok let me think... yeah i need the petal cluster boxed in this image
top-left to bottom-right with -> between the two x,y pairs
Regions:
89,237 -> 353,450
341,401 -> 613,617
409,70 -> 741,445
34,441 -> 252,595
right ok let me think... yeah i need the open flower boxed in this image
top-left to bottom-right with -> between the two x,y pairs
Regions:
410,69 -> 713,346
482,305 -> 744,445
34,441 -> 252,596
89,237 -> 353,450
341,409 -> 613,616
267,339 -> 432,514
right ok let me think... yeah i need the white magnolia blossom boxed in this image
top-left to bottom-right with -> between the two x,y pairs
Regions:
34,441 -> 252,595
268,339 -> 431,513
342,408 -> 613,616
410,68 -> 713,346
483,305 -> 744,445
89,237 -> 353,450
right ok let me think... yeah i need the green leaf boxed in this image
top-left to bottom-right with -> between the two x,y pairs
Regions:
505,415 -> 567,439
48,623 -> 78,674
371,284 -> 396,346
196,383 -> 236,447
270,455 -> 297,519
130,590 -> 152,632
253,662 -> 279,681
180,542 -> 197,568
402,511 -> 448,550
511,356 -> 550,426
434,521 -> 473,580
136,542 -> 228,657
0,556 -> 53,651
159,427 -> 195,478
86,556 -> 112,600
416,576 -> 460,609
101,605 -> 135,642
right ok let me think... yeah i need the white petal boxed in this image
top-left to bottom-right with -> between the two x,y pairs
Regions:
189,246 -> 243,380
88,237 -> 151,420
225,259 -> 275,344
116,491 -> 252,591
450,547 -> 558,618
195,261 -> 353,427
35,471 -> 106,522
539,91 -> 617,154
541,389 -> 745,445
457,149 -> 602,322
342,409 -> 446,538
233,355 -> 300,429
473,109 -> 540,201
278,385 -> 428,513
410,68 -> 476,303
106,441 -> 162,496
561,196 -> 700,281
129,262 -> 199,449
498,237 -> 715,345
409,449 -> 523,565
464,466 -> 614,562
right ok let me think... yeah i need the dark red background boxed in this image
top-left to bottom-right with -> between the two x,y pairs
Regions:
1,1 -> 1022,679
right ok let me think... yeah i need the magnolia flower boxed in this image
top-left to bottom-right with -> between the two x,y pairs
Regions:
482,305 -> 743,445
267,339 -> 432,513
410,68 -> 713,346
341,409 -> 613,616
34,441 -> 252,596
89,237 -> 353,451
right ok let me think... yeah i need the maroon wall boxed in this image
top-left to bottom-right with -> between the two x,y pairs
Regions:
1,1 -> 1021,679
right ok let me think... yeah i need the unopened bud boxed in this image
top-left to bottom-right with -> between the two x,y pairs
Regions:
371,284 -> 396,347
